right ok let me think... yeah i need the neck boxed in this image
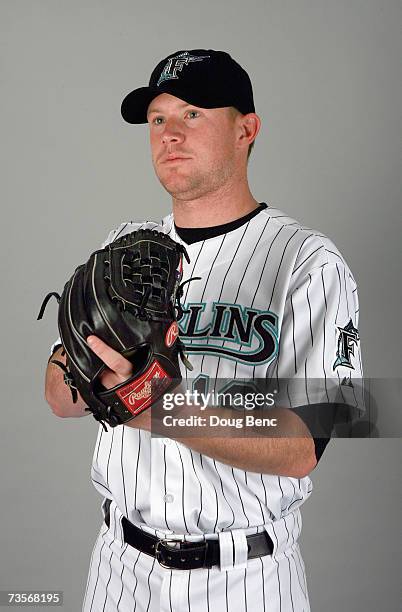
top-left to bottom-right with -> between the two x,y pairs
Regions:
172,176 -> 259,228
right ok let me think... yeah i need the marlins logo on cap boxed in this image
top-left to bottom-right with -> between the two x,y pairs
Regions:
157,51 -> 211,87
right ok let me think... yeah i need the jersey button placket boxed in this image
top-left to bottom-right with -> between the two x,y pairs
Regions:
150,437 -> 169,526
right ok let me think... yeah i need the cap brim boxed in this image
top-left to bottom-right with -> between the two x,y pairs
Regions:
121,87 -> 161,124
121,85 -> 224,124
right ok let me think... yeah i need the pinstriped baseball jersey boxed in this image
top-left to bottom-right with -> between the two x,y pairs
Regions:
77,203 -> 364,535
50,203 -> 364,611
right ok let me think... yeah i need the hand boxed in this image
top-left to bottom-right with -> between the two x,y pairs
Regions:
86,335 -> 151,431
86,335 -> 133,389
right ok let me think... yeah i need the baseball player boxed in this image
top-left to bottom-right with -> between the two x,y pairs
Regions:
45,49 -> 364,611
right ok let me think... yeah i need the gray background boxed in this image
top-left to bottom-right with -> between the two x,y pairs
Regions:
2,0 -> 401,610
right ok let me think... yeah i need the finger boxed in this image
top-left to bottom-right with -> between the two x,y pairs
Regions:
86,335 -> 133,377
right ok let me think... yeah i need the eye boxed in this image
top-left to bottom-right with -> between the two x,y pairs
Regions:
150,110 -> 200,125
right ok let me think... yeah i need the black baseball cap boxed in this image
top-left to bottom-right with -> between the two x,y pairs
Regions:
121,49 -> 255,124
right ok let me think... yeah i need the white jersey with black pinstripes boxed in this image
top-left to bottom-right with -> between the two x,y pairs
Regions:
79,204 -> 364,611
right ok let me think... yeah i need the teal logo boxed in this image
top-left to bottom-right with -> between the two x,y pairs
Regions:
157,52 -> 210,87
178,302 -> 278,365
333,318 -> 359,370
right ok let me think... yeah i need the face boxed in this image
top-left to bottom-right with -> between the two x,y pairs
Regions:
147,93 -> 241,200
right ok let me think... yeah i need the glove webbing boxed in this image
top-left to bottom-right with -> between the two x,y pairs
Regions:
106,243 -> 171,319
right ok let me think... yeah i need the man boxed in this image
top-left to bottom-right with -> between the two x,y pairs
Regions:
45,49 -> 364,611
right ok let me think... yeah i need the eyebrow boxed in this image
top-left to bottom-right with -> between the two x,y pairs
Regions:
147,103 -> 196,118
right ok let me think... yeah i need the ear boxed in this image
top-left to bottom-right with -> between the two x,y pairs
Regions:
237,113 -> 261,150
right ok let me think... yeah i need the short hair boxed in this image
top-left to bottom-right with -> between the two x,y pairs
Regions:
229,107 -> 255,161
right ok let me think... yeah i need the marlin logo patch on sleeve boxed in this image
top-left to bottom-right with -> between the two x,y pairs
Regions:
333,318 -> 360,370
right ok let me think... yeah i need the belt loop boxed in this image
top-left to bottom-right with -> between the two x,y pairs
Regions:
232,530 -> 248,569
218,532 -> 234,571
218,530 -> 248,571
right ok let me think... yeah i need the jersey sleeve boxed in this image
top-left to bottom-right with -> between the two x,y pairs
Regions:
49,338 -> 62,359
269,261 -> 365,441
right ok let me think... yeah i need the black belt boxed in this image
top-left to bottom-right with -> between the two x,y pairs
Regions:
103,498 -> 273,570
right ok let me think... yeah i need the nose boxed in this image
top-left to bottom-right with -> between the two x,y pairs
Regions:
161,118 -> 185,145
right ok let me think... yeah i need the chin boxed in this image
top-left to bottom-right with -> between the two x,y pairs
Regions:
159,175 -> 191,192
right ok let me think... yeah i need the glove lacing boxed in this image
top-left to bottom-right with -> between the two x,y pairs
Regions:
174,276 -> 202,372
38,292 -> 111,429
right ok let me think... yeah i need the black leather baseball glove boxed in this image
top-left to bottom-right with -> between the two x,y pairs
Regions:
38,228 -> 194,430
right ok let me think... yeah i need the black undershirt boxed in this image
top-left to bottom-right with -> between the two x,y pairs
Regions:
174,202 -> 331,463
175,202 -> 268,244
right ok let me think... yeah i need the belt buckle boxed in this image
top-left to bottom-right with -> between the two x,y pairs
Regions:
155,537 -> 208,569
155,537 -> 181,569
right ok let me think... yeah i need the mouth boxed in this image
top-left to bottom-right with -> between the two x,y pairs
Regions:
161,152 -> 191,163
162,157 -> 190,164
